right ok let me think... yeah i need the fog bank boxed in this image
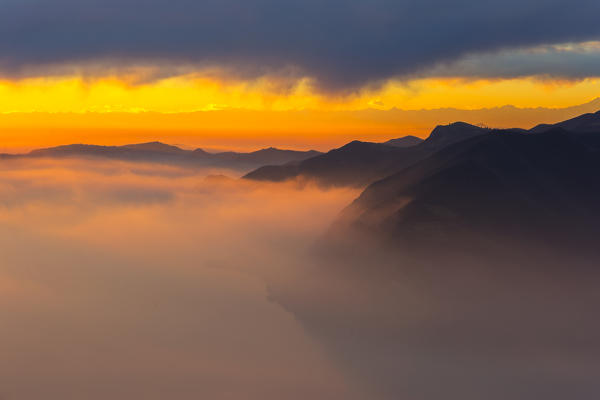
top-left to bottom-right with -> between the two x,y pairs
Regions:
0,158 -> 363,400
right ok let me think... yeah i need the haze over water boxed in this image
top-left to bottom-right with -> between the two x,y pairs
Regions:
0,158 -> 364,400
2,0 -> 600,398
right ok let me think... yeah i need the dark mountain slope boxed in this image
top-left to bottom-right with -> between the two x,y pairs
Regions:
335,127 -> 600,254
244,122 -> 490,186
530,109 -> 600,133
246,141 -> 421,186
247,111 -> 600,187
270,124 -> 600,400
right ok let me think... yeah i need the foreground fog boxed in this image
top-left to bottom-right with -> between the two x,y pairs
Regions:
0,158 -> 364,400
3,158 -> 599,400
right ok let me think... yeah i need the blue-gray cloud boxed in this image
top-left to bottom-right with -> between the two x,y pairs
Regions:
425,42 -> 600,80
1,0 -> 600,90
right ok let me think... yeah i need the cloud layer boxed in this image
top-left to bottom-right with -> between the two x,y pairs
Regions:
426,41 -> 600,80
1,0 -> 600,89
0,158 -> 363,400
2,156 -> 600,399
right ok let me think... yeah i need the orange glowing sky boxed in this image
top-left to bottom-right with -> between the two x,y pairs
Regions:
1,0 -> 599,152
1,73 -> 599,152
2,75 -> 599,113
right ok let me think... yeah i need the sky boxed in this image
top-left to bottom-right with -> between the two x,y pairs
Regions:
3,3 -> 600,398
1,0 -> 600,148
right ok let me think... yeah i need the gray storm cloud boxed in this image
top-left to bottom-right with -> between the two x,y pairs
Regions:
1,0 -> 600,89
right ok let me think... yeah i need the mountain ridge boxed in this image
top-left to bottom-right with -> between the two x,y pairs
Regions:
383,135 -> 423,147
330,119 -> 600,257
244,121 -> 491,186
16,141 -> 321,171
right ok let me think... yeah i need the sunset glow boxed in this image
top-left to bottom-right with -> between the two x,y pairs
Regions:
1,75 -> 599,114
0,74 -> 599,151
2,1 -> 600,399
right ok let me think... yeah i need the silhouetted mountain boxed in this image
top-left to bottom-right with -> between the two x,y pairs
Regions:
383,135 -> 423,147
245,141 -> 414,186
530,109 -> 600,133
420,121 -> 490,149
29,143 -> 186,161
212,147 -> 321,166
244,122 -> 490,187
23,142 -> 320,171
269,117 -> 600,400
333,126 -> 600,255
273,125 -> 600,400
122,141 -> 187,153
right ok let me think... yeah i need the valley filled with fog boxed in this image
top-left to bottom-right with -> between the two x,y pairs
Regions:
0,158 -> 366,400
3,0 -> 600,396
2,137 -> 600,400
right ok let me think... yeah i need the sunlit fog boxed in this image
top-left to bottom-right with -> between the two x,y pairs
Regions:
0,158 -> 364,400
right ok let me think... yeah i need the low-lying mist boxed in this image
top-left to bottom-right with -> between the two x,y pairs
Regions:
0,158 -> 365,400
2,157 -> 599,400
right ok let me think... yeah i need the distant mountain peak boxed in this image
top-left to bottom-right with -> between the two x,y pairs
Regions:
336,140 -> 401,153
384,135 -> 423,148
252,147 -> 281,154
342,140 -> 368,147
21,141 -> 319,171
122,141 -> 185,153
530,108 -> 600,134
342,140 -> 386,148
424,122 -> 489,147
430,121 -> 482,133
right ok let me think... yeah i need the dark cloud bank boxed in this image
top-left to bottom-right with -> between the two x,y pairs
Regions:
1,0 -> 600,89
